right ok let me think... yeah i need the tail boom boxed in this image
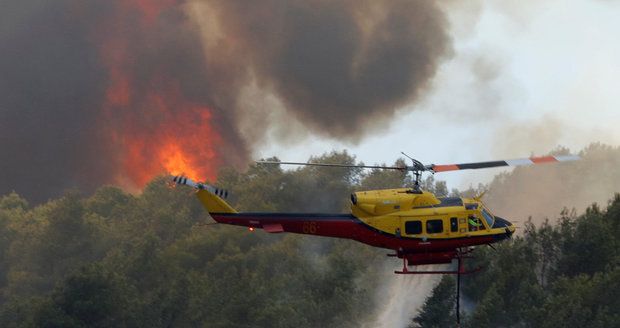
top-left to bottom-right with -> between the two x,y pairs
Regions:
210,212 -> 358,238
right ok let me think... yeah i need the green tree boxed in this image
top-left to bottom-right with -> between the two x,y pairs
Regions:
410,276 -> 456,328
358,158 -> 411,191
34,264 -> 138,328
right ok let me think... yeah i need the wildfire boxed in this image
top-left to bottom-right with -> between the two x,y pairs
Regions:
161,143 -> 200,180
119,95 -> 222,187
98,0 -> 222,189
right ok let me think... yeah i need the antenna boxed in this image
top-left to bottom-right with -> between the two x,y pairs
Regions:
400,151 -> 414,161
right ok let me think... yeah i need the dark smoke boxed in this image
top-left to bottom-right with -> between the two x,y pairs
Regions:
0,0 -> 452,202
0,0 -> 246,203
204,0 -> 452,139
0,1 -> 112,202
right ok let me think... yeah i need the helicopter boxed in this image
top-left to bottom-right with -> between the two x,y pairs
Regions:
171,153 -> 579,271
171,153 -> 579,324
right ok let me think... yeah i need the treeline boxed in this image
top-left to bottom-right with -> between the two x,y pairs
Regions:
0,145 -> 619,327
412,195 -> 620,327
0,151 -> 429,327
412,143 -> 620,327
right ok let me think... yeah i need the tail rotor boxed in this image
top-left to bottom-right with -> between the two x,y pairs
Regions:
170,175 -> 230,199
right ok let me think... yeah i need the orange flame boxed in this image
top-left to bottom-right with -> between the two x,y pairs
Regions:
99,0 -> 222,189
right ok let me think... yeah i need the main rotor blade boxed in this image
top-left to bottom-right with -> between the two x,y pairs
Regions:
256,160 -> 406,170
430,154 -> 580,172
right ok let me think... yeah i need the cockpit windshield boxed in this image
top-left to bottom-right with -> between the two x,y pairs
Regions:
481,207 -> 495,228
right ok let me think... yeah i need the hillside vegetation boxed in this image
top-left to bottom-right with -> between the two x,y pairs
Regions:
0,145 -> 619,327
0,151 -> 408,327
412,144 -> 620,327
412,197 -> 620,327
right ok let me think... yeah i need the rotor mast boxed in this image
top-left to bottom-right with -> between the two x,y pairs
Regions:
400,152 -> 427,192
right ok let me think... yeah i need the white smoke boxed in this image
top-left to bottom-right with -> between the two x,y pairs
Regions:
361,263 -> 446,328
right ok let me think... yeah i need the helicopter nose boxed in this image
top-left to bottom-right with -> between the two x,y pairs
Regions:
492,216 -> 511,228
492,216 -> 515,238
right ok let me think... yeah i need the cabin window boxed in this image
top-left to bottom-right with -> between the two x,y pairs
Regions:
450,217 -> 458,232
405,221 -> 422,235
426,219 -> 443,233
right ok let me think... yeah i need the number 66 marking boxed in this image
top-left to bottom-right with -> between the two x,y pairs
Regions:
302,221 -> 317,234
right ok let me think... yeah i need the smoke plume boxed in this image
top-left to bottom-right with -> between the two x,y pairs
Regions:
196,0 -> 451,138
0,0 -> 451,202
360,263 -> 444,328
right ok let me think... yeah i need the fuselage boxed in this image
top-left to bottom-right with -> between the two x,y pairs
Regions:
170,176 -> 516,267
208,188 -> 515,254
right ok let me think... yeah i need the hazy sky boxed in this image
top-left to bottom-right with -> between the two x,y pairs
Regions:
254,0 -> 620,189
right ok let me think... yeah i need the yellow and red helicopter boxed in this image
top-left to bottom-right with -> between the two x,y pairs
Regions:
171,153 -> 579,272
171,153 -> 578,323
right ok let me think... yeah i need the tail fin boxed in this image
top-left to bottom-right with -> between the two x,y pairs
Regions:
171,176 -> 237,214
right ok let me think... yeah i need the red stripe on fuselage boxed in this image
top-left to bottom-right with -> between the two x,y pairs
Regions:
211,213 -> 357,239
210,213 -> 506,253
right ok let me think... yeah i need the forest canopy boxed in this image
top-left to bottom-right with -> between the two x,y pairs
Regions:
1,144 -> 619,327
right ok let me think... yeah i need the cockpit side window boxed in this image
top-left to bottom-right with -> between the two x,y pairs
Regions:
468,215 -> 484,232
481,208 -> 495,228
